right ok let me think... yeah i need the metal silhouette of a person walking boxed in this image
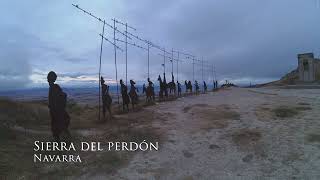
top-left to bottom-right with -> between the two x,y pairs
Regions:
129,79 -> 139,109
101,76 -> 112,120
120,79 -> 130,111
177,81 -> 182,96
195,80 -> 200,94
146,78 -> 155,102
47,71 -> 70,142
203,81 -> 207,93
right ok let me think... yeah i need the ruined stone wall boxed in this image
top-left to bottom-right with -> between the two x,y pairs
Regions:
315,60 -> 320,80
298,54 -> 316,82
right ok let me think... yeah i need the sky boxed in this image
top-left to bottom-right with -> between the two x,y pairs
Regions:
0,0 -> 320,90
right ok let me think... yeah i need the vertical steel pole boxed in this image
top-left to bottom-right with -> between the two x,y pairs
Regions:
214,65 -> 216,82
192,57 -> 195,82
202,57 -> 204,83
212,64 -> 215,88
113,19 -> 119,104
148,43 -> 150,79
177,52 -> 179,82
212,64 -> 214,85
171,48 -> 174,74
163,48 -> 166,74
98,21 -> 105,122
125,23 -> 128,86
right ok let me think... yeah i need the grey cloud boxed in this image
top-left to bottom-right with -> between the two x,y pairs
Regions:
59,72 -> 97,79
64,57 -> 89,62
0,27 -> 36,90
1,0 -> 320,89
120,0 -> 320,83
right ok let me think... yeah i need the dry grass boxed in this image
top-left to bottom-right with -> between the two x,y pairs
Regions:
187,104 -> 240,130
298,102 -> 310,106
231,129 -> 262,146
231,129 -> 263,154
306,133 -> 320,143
0,98 -> 163,179
256,103 -> 312,121
183,106 -> 192,113
183,104 -> 209,113
272,106 -> 299,118
196,105 -> 240,120
0,98 -> 50,129
295,106 -> 312,111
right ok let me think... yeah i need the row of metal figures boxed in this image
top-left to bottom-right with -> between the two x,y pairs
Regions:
100,72 -> 219,118
47,71 -> 218,141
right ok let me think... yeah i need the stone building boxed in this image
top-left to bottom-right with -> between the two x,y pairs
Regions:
298,53 -> 320,82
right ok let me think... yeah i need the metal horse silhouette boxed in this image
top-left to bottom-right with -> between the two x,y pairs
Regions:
185,80 -> 193,93
167,73 -> 176,95
145,78 -> 155,102
158,73 -> 168,100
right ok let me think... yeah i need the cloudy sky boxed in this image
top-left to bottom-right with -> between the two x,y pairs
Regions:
1,0 -> 320,90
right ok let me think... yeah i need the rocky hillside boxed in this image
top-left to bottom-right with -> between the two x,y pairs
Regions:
278,68 -> 299,85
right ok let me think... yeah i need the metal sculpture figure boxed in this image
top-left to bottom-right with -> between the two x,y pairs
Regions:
167,72 -> 176,95
47,71 -> 70,142
158,75 -> 166,100
142,84 -> 146,94
203,81 -> 207,93
101,76 -> 112,120
177,81 -> 182,96
163,73 -> 168,98
185,80 -> 193,93
146,78 -> 155,102
195,80 -> 200,94
129,79 -> 139,109
120,79 -> 130,111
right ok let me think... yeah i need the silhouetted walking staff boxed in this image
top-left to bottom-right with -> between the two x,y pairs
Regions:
177,81 -> 182,96
101,77 -> 112,120
129,79 -> 139,109
203,81 -> 207,93
120,79 -> 130,111
47,71 -> 70,142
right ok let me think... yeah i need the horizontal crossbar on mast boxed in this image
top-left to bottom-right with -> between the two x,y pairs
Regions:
115,38 -> 148,51
72,4 -> 132,40
99,34 -> 124,52
111,18 -> 136,31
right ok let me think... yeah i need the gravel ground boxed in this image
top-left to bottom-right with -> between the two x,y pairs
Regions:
105,87 -> 320,180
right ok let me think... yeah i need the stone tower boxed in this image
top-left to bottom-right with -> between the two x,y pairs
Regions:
298,53 -> 316,82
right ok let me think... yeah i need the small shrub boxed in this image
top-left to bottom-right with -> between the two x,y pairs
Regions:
306,133 -> 320,143
272,106 -> 299,118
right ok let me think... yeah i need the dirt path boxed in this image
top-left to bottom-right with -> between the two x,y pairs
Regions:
95,88 -> 320,179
